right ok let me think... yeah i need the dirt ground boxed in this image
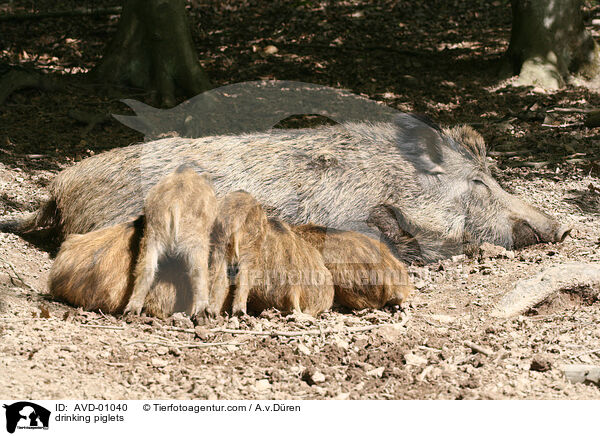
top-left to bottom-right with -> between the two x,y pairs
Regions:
1,0 -> 600,399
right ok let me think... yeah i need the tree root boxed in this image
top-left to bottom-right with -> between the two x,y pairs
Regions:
0,70 -> 65,105
0,7 -> 121,22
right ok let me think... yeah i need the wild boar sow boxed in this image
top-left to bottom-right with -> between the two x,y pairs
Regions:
3,114 -> 570,262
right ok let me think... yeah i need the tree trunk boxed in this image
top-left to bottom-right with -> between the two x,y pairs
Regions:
503,0 -> 600,89
92,0 -> 211,107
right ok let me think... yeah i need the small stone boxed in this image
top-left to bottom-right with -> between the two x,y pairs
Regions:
404,353 -> 427,366
169,312 -> 193,329
334,338 -> 349,351
335,392 -> 350,400
194,326 -> 211,341
414,280 -> 426,289
286,312 -> 315,324
358,362 -> 375,372
366,366 -> 385,378
479,242 -> 509,259
377,324 -> 405,342
151,358 -> 168,368
530,355 -> 552,372
429,314 -> 455,323
228,316 -> 240,329
260,309 -> 280,321
157,374 -> 170,384
302,369 -> 325,385
155,346 -> 169,356
297,343 -> 311,355
168,347 -> 181,357
255,379 -> 271,391
60,345 -> 78,353
263,45 -> 278,55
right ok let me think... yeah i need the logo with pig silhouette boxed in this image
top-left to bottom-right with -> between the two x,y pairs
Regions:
115,80 -> 433,260
2,402 -> 50,433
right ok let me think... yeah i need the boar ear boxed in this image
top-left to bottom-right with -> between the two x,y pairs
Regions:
173,161 -> 210,179
393,113 -> 446,175
367,204 -> 418,243
199,172 -> 213,182
443,125 -> 488,168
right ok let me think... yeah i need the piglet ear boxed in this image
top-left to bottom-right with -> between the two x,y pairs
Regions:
393,113 -> 446,175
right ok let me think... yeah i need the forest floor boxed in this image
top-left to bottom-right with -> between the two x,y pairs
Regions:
1,0 -> 600,399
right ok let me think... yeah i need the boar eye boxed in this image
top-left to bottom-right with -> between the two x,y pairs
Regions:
472,178 -> 487,187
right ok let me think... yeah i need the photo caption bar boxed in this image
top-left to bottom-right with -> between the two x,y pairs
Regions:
0,400 -> 595,436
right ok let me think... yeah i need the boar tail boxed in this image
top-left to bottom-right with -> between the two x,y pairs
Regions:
232,232 -> 240,259
0,198 -> 59,234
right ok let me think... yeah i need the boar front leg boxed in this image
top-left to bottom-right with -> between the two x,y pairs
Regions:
206,249 -> 229,318
231,261 -> 253,316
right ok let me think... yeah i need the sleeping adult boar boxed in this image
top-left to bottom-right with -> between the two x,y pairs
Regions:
1,114 -> 570,262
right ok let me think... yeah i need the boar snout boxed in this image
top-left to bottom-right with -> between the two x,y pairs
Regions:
511,209 -> 571,249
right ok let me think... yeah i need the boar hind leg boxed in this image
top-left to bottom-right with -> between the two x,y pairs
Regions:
125,235 -> 161,315
185,243 -> 211,317
231,264 -> 251,316
207,250 -> 230,317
